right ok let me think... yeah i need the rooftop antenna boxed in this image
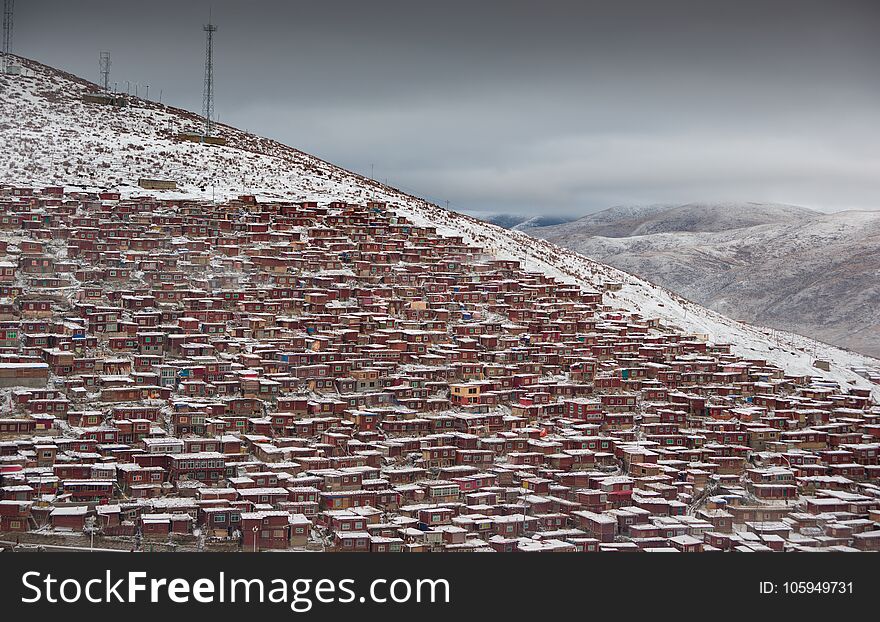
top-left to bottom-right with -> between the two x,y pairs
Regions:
99,50 -> 111,92
2,0 -> 13,74
202,10 -> 217,138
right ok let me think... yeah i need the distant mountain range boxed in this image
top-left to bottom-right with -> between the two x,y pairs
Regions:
523,202 -> 880,358
485,214 -> 576,230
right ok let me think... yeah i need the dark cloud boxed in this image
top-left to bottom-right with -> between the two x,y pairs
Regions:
14,0 -> 880,215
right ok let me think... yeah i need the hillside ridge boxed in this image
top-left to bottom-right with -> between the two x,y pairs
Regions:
2,54 -> 878,396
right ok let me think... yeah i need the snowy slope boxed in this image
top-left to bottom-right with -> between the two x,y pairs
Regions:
527,204 -> 880,359
2,55 -> 879,398
534,202 -> 818,238
509,215 -> 575,231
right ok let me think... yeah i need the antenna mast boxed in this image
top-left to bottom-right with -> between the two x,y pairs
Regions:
2,0 -> 13,74
202,13 -> 217,138
99,50 -> 111,92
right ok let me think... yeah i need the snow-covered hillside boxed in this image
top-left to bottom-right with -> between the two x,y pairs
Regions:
535,202 -> 819,238
527,203 -> 880,360
2,55 -> 879,397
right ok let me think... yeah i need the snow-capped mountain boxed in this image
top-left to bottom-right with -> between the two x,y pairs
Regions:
2,55 -> 879,396
525,203 -> 880,359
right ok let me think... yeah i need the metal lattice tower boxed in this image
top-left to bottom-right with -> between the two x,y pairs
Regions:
99,51 -> 111,92
2,0 -> 13,74
202,18 -> 217,138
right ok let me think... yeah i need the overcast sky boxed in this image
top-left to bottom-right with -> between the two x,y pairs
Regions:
14,0 -> 880,216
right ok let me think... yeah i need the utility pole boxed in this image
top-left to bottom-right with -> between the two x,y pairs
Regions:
202,12 -> 217,138
99,51 -> 111,92
2,0 -> 12,74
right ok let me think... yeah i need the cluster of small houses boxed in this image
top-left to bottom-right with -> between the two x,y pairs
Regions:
0,184 -> 879,553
